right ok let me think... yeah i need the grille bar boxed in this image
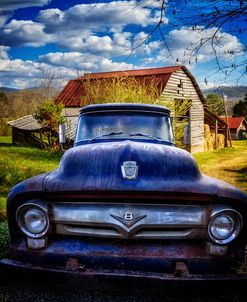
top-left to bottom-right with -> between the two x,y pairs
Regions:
51,203 -> 226,240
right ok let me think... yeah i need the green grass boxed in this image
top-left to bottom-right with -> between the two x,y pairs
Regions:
0,221 -> 10,259
0,136 -> 62,258
194,140 -> 247,193
0,136 -> 62,196
0,135 -> 62,221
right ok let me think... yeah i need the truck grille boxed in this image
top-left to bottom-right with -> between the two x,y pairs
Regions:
50,202 -> 222,240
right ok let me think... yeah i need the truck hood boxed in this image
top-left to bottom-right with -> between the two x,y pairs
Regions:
7,141 -> 247,202
41,140 -> 245,199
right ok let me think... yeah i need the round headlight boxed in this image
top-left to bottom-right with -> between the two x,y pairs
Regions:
16,203 -> 49,238
208,210 -> 242,245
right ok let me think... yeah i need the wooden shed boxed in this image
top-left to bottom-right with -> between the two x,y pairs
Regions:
56,66 -> 208,153
7,108 -> 80,148
8,115 -> 48,149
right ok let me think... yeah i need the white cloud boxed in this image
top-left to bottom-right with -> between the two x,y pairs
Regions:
39,51 -> 134,72
38,1 -> 159,34
0,58 -> 77,87
0,46 -> 9,60
148,27 -> 244,66
0,12 -> 10,27
127,31 -> 162,57
0,0 -> 50,11
1,19 -> 52,47
57,31 -> 133,56
167,27 -> 243,63
0,52 -> 135,89
0,1 -> 161,52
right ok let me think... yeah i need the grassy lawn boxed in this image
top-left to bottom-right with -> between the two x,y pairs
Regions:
194,140 -> 247,193
0,136 -> 62,258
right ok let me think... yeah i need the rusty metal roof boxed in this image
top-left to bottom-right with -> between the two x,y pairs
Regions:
56,65 -> 206,108
80,66 -> 182,79
221,116 -> 247,129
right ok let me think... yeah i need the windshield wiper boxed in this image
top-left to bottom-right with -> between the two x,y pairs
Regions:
128,133 -> 161,142
89,131 -> 124,142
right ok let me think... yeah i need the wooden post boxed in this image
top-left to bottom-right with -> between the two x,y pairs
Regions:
222,93 -> 232,147
215,119 -> 218,149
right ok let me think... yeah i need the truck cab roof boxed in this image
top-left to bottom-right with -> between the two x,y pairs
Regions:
80,103 -> 170,115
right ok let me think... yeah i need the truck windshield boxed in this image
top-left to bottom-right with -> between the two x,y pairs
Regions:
75,111 -> 174,144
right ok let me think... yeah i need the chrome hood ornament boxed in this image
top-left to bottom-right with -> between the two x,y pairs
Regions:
121,161 -> 138,180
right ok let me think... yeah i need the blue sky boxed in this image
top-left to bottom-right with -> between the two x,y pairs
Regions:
0,0 -> 246,90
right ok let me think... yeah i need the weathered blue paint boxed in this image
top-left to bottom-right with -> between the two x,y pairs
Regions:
3,103 -> 247,285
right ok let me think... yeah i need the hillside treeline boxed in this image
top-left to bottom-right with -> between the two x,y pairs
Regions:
0,87 -> 59,136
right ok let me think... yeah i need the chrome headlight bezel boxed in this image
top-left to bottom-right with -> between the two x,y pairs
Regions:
208,209 -> 243,245
16,201 -> 49,238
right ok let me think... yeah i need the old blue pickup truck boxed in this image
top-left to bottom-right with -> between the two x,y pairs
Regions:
1,103 -> 247,289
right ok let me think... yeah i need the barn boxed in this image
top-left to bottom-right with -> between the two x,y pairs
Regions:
56,65 -> 213,153
221,116 -> 247,140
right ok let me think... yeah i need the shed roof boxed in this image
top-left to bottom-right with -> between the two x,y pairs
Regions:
8,115 -> 43,131
56,65 -> 206,107
8,108 -> 80,140
221,116 -> 247,129
204,108 -> 227,128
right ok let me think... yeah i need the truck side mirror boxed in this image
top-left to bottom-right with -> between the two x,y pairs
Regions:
59,123 -> 66,144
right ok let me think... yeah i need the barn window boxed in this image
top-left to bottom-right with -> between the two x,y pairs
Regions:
177,79 -> 183,88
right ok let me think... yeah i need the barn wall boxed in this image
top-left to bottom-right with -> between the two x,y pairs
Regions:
161,69 -> 204,153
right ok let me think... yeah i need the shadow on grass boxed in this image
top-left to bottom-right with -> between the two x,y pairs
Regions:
224,167 -> 247,183
0,142 -> 12,147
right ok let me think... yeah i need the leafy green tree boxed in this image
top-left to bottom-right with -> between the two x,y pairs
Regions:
33,100 -> 64,148
233,94 -> 247,118
205,93 -> 225,115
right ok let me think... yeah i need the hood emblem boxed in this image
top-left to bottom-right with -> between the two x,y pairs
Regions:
121,161 -> 138,180
111,212 -> 146,228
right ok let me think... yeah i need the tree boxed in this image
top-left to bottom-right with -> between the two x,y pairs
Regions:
33,100 -> 64,148
0,92 -> 9,118
205,93 -> 225,115
232,94 -> 247,117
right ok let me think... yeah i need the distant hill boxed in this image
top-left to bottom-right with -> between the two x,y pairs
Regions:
203,86 -> 247,101
0,87 -> 19,93
203,86 -> 247,115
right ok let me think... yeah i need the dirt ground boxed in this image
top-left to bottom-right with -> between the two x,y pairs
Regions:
1,283 -> 247,302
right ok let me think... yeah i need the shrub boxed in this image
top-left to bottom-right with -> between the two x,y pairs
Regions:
33,100 -> 64,148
